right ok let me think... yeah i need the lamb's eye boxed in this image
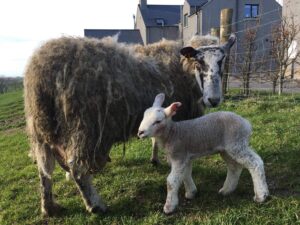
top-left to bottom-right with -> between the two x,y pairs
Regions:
153,120 -> 161,125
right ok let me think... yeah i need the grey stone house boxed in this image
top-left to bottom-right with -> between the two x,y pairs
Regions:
135,0 -> 180,44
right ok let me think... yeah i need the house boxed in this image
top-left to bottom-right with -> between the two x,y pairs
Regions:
181,0 -> 282,46
135,0 -> 181,44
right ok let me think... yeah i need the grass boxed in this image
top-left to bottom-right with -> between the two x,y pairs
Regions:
0,90 -> 299,225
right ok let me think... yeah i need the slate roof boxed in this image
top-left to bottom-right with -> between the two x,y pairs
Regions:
84,29 -> 143,44
140,5 -> 181,26
187,0 -> 208,7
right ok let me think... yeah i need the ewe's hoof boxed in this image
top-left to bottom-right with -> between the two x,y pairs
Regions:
150,158 -> 160,166
91,206 -> 107,214
42,203 -> 65,217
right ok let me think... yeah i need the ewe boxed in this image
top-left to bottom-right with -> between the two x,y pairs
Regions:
138,93 -> 269,214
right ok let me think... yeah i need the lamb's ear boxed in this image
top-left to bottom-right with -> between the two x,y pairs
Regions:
222,33 -> 236,52
153,93 -> 165,107
164,102 -> 182,117
180,47 -> 198,58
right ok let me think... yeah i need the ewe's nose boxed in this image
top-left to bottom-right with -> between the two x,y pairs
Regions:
137,130 -> 144,138
208,98 -> 220,107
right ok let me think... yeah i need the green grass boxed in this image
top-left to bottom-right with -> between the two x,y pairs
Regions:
0,90 -> 299,225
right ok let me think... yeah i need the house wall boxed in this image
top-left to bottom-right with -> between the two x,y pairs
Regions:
135,6 -> 147,45
147,26 -> 179,44
183,14 -> 199,44
283,0 -> 300,78
201,0 -> 237,35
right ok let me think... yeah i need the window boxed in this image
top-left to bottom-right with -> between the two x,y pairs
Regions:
156,18 -> 165,26
244,4 -> 259,18
184,13 -> 188,27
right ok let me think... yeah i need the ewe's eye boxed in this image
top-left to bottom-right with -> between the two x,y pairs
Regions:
153,120 -> 161,125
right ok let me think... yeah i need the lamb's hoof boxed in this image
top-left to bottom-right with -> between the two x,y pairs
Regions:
218,187 -> 233,196
185,190 -> 197,200
163,203 -> 177,215
254,192 -> 269,203
42,203 -> 65,217
150,158 -> 160,166
65,172 -> 72,181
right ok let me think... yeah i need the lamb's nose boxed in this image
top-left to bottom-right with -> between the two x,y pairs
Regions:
138,130 -> 144,137
208,98 -> 220,107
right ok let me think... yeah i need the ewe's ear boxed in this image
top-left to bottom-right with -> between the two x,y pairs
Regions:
153,93 -> 165,107
222,33 -> 236,52
164,102 -> 182,117
180,47 -> 198,58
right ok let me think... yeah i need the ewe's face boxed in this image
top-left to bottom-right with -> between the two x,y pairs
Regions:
138,108 -> 166,138
194,47 -> 225,107
180,34 -> 236,108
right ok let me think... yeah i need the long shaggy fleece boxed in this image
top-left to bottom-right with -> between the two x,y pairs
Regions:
24,36 -> 211,173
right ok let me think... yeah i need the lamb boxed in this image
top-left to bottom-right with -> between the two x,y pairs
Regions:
138,93 -> 269,214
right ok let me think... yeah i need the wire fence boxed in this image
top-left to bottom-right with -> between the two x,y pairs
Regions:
217,6 -> 300,96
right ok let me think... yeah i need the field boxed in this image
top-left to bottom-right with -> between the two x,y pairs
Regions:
0,90 -> 299,225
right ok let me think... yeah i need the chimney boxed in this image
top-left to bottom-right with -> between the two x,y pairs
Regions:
140,0 -> 147,9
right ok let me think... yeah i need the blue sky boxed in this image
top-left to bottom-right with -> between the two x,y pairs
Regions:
0,0 -> 183,77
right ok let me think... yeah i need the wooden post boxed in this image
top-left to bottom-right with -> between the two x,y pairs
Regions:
220,8 -> 233,94
210,27 -> 220,38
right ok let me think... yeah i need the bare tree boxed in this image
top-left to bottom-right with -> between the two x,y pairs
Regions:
236,21 -> 264,96
269,15 -> 300,95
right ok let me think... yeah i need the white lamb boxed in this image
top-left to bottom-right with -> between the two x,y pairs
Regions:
138,93 -> 269,214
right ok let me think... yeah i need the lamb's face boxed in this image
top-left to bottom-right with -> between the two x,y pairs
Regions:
138,107 -> 166,138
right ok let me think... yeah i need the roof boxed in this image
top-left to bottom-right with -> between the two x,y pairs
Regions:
140,5 -> 181,26
84,29 -> 143,44
187,0 -> 208,7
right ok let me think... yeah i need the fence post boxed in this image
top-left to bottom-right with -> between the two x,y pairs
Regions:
220,8 -> 233,94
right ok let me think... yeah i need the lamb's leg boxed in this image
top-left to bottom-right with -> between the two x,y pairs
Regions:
65,172 -> 71,181
35,143 -> 63,217
227,147 -> 269,202
219,152 -> 243,195
72,172 -> 107,214
164,160 -> 186,214
183,161 -> 197,199
150,138 -> 160,165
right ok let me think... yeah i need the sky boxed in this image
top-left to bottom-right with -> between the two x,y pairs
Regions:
0,0 -> 183,77
0,0 -> 283,77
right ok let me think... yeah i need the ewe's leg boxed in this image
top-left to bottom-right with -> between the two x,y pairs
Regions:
150,138 -> 160,165
72,173 -> 107,214
228,147 -> 269,202
183,161 -> 197,199
219,152 -> 243,195
35,143 -> 62,216
164,160 -> 186,214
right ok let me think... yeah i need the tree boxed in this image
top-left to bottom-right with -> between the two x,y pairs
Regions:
236,21 -> 264,96
269,16 -> 300,95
